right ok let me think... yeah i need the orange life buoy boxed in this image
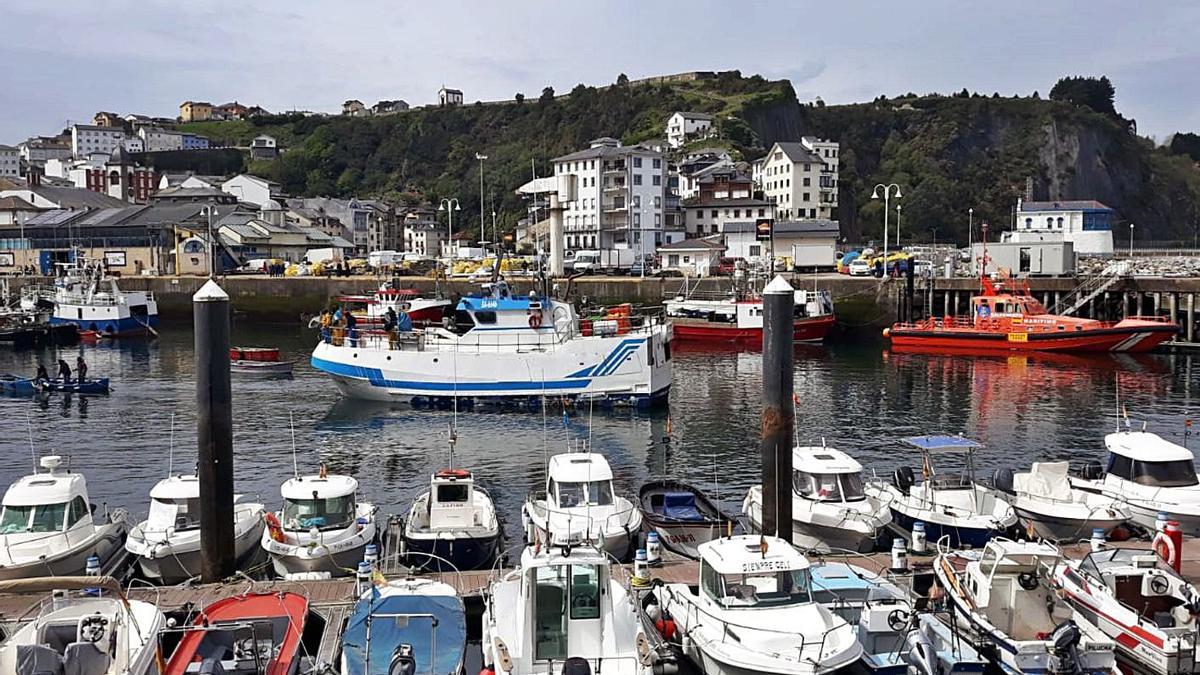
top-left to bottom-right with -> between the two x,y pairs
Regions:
528,312 -> 543,329
435,468 -> 471,479
265,512 -> 286,543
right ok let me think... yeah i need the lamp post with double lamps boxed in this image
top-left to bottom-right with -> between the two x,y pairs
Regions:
200,204 -> 219,278
870,183 -> 902,275
438,198 -> 461,260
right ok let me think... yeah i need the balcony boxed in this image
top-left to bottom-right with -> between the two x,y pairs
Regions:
602,200 -> 627,212
603,178 -> 627,192
602,162 -> 627,174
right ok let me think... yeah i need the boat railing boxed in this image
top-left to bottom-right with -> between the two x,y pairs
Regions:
659,583 -> 847,662
893,316 -> 976,330
525,490 -> 641,540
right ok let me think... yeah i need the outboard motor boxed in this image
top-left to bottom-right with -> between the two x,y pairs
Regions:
1076,460 -> 1104,481
905,624 -> 937,675
992,468 -> 1015,495
388,643 -> 416,675
562,656 -> 592,675
1047,620 -> 1084,675
892,466 -> 915,496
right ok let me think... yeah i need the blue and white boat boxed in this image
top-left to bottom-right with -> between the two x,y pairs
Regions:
341,578 -> 467,675
865,436 -> 1016,548
41,258 -> 158,336
311,280 -> 672,405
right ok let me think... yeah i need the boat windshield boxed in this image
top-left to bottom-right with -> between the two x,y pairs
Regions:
556,481 -> 614,507
0,502 -> 67,534
283,495 -> 356,529
702,562 -> 813,608
793,472 -> 866,502
1134,460 -> 1199,488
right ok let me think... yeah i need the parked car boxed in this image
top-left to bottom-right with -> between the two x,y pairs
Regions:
715,257 -> 744,275
848,258 -> 873,276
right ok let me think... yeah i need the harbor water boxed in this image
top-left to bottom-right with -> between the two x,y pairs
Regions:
0,321 -> 1197,558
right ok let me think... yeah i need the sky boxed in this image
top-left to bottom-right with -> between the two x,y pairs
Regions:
3,0 -> 1198,145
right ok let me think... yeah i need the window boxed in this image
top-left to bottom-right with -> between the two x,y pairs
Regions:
1019,248 -> 1031,273
733,210 -> 740,218
758,209 -> 765,217
653,175 -> 661,186
633,157 -> 642,168
633,174 -> 642,186
810,208 -> 817,218
1047,217 -> 1054,228
1106,453 -> 1134,480
556,480 -> 613,507
1131,460 -> 1200,487
749,245 -> 761,257
803,177 -> 811,187
652,158 -> 661,169
1025,218 -> 1033,229
654,196 -> 661,208
682,256 -> 690,263
1057,217 -> 1064,229
711,210 -> 719,219
712,568 -> 813,608
803,193 -> 810,202
701,561 -> 722,601
282,494 -> 356,529
570,565 -> 601,620
632,195 -> 641,207
534,566 -> 568,659
68,496 -> 89,527
436,484 -> 469,502
804,163 -> 811,171
473,310 -> 497,324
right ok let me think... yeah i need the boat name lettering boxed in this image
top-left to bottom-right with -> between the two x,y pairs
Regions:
1007,332 -> 1028,342
480,299 -> 498,309
667,533 -> 695,544
741,559 -> 790,573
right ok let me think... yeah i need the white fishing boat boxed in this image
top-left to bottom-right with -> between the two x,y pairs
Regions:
934,539 -> 1120,674
1055,548 -> 1200,675
261,468 -> 378,578
864,436 -> 1016,548
43,256 -> 158,336
743,445 -> 891,553
523,451 -> 642,560
807,561 -> 989,675
124,474 -> 266,584
0,456 -> 127,581
0,576 -> 165,675
1071,429 -> 1200,537
652,534 -> 862,675
481,543 -> 659,675
992,462 -> 1127,542
402,468 -> 503,572
311,280 -> 672,405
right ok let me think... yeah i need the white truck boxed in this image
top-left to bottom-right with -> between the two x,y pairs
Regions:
304,247 -> 344,265
572,249 -> 635,275
368,250 -> 402,268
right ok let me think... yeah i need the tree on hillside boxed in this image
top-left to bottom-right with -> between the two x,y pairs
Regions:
515,92 -> 524,104
1169,132 -> 1200,162
1049,76 -> 1117,116
540,87 -> 555,104
616,73 -> 629,86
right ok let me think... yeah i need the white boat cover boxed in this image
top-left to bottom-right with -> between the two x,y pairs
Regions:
1015,462 -> 1072,501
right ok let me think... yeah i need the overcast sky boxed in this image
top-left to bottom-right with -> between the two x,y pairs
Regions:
3,0 -> 1197,145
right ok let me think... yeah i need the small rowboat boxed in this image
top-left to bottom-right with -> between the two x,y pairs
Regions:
230,346 -> 294,376
639,479 -> 738,559
38,377 -> 110,394
0,374 -> 36,395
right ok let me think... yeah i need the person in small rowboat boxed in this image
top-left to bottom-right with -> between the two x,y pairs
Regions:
76,356 -> 88,382
57,359 -> 71,384
34,363 -> 49,382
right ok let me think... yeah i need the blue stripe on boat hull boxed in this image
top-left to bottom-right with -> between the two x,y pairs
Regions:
50,314 -> 159,337
890,508 -> 999,549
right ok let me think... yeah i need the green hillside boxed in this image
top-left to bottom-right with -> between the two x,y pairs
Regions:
177,72 -> 1200,244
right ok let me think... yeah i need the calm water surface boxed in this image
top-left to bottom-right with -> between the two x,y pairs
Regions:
1,322 -> 1197,555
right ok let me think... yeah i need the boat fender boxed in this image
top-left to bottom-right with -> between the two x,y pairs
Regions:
992,468 -> 1015,495
892,466 -> 915,496
1017,571 -> 1039,591
528,312 -> 542,329
479,669 -> 495,675
655,614 -> 677,641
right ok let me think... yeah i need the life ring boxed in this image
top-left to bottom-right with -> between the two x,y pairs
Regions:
435,468 -> 471,479
265,512 -> 286,543
528,312 -> 543,329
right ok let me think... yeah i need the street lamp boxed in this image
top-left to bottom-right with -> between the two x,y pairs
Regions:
968,207 -> 974,253
200,204 -> 219,277
895,203 -> 902,249
438,198 -> 461,259
870,183 -> 902,274
1129,222 -> 1134,258
476,153 -> 488,249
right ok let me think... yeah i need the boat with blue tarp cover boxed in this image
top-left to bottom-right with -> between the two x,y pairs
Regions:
311,279 -> 672,405
0,374 -> 36,395
340,578 -> 467,675
639,479 -> 737,559
865,435 -> 1016,548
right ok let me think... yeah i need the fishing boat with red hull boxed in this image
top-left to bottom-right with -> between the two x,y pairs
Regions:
335,286 -> 450,328
885,259 -> 1178,353
665,287 -> 836,343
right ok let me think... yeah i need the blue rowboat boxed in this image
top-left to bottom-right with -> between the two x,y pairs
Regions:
0,374 -> 37,395
37,377 -> 111,395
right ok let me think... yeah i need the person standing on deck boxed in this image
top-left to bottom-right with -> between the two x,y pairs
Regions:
57,359 -> 71,383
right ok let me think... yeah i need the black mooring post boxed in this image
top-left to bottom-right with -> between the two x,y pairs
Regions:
905,261 -> 916,322
195,279 -> 235,582
761,275 -> 794,543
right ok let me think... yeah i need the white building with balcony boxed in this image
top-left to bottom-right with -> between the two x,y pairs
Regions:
70,125 -> 125,158
0,145 -> 18,178
665,111 -> 716,148
753,137 -> 840,221
552,137 -> 666,253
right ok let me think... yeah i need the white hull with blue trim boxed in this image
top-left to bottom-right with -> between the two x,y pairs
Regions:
312,283 -> 672,404
30,257 -> 159,336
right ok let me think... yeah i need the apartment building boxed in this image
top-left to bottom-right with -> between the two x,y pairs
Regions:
552,137 -> 666,252
753,137 -> 840,221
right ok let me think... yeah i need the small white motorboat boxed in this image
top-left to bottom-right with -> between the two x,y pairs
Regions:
1055,548 -> 1200,674
125,474 -> 266,584
341,578 -> 468,675
864,436 -> 1016,548
1072,429 -> 1200,537
523,451 -> 642,560
402,467 -> 503,572
652,534 -> 862,675
0,576 -> 165,675
992,461 -> 1128,542
0,456 -> 127,580
261,467 -> 378,578
934,538 -> 1120,674
808,561 -> 988,675
481,543 -> 660,675
744,445 -> 891,553
639,479 -> 738,559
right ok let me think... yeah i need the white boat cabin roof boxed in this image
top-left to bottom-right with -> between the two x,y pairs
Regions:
432,468 -> 474,486
1105,431 -> 1194,462
793,446 -> 862,474
281,474 -> 358,500
547,452 -> 614,483
149,474 -> 200,500
3,457 -> 86,506
698,535 -> 811,575
519,542 -> 609,569
979,539 -> 1061,571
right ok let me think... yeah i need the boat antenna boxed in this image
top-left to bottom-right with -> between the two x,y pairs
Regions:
450,342 -> 459,467
1113,374 -> 1121,433
289,410 -> 299,478
168,411 -> 176,476
541,370 -> 549,476
26,410 -> 36,472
